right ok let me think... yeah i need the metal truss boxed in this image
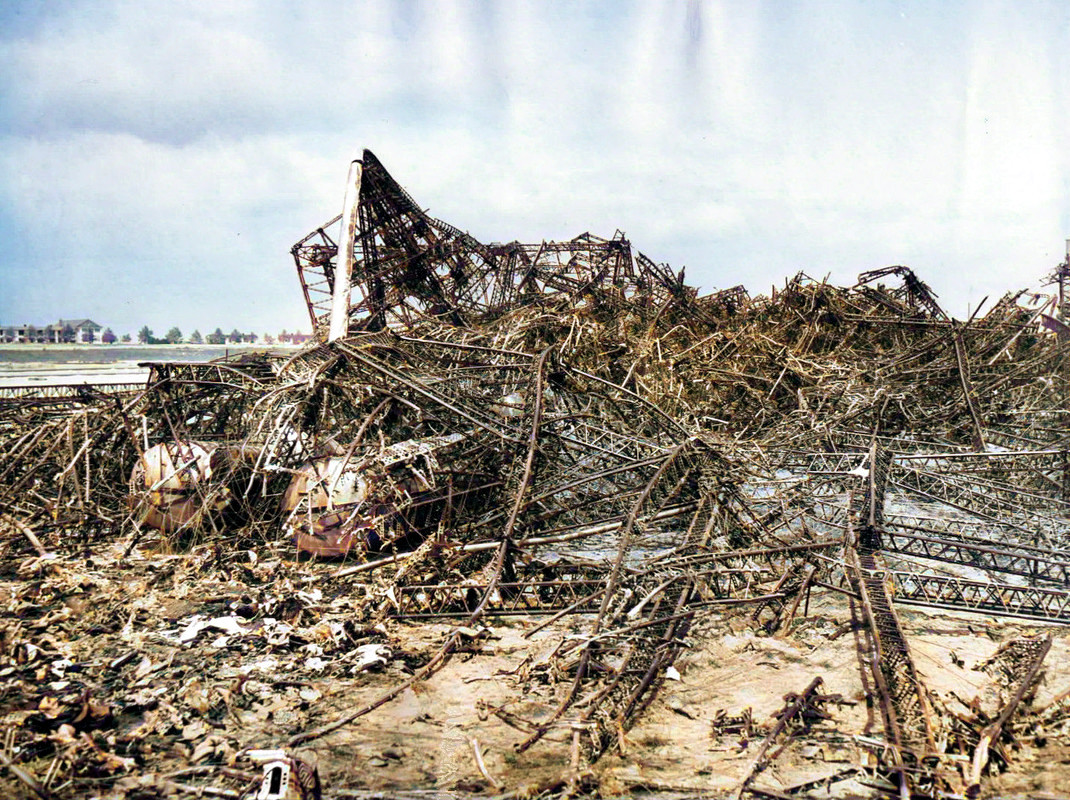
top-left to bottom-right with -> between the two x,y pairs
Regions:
883,513 -> 1058,552
142,360 -> 278,388
889,463 -> 1067,534
653,541 -> 841,573
856,266 -> 947,320
292,149 -> 695,336
833,430 -> 971,454
391,579 -> 606,617
389,538 -> 832,621
852,546 -> 936,765
966,635 -> 1052,793
878,527 -> 1070,587
135,359 -> 283,445
985,424 -> 1063,452
888,570 -> 1070,623
0,383 -> 144,425
895,449 -> 1069,503
291,214 -> 341,333
774,450 -> 869,475
843,447 -> 936,794
0,382 -> 144,403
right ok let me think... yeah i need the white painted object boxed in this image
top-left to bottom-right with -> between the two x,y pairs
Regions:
329,157 -> 364,342
246,750 -> 291,800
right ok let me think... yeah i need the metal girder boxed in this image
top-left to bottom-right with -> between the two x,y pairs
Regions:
896,448 -> 1070,502
833,430 -> 970,454
0,382 -> 144,404
142,361 -> 275,387
850,545 -> 936,800
883,513 -> 1036,546
730,676 -> 826,800
967,635 -> 1052,793
894,453 -> 1068,506
389,541 -> 830,624
391,579 -> 605,617
856,266 -> 947,320
896,448 -> 1066,474
292,149 -> 692,336
291,214 -> 341,332
889,464 -> 1067,535
951,324 -> 987,451
888,570 -> 1070,623
879,527 -> 1070,587
654,541 -> 841,572
893,463 -> 1066,515
846,451 -> 937,795
776,450 -> 869,475
390,567 -> 782,620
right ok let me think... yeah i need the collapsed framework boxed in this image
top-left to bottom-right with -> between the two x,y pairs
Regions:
4,150 -> 1070,799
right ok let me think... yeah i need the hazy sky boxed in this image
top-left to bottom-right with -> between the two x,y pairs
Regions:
2,1 -> 1069,336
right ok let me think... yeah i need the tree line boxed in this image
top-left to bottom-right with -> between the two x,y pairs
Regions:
133,327 -> 308,345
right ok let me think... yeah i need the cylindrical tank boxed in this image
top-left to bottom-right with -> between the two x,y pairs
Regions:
281,455 -> 397,557
281,433 -> 465,558
129,441 -> 258,534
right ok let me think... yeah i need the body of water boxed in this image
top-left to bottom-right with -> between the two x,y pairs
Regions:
0,344 -> 296,386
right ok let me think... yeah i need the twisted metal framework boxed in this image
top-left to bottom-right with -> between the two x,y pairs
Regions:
797,437 -> 1070,794
292,214 -> 341,333
834,445 -> 1070,620
9,148 -> 1070,799
842,446 -> 937,798
890,461 -> 1069,536
292,149 -> 692,335
856,265 -> 948,321
0,382 -> 144,404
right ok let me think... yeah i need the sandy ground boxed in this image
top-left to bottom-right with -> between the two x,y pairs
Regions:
4,533 -> 1070,799
233,598 -> 1070,798
296,596 -> 1070,799
4,353 -> 1070,798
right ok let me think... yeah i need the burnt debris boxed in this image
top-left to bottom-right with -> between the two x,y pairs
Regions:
3,150 -> 1070,799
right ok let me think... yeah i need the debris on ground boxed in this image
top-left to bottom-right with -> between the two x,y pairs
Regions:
5,150 -> 1070,798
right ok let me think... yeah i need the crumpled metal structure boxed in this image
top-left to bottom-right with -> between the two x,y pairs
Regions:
293,149 -> 698,334
4,150 -> 1070,799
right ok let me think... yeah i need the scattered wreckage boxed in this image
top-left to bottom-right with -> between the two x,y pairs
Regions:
4,150 -> 1070,799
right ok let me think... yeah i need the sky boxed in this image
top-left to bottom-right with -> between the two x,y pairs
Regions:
2,0 -> 1069,337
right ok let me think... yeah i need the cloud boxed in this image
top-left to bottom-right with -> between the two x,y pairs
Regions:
0,129 -> 327,333
2,0 -> 1070,335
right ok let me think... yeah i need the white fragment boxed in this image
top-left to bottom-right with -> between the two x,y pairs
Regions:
847,461 -> 870,479
172,614 -> 248,645
352,644 -> 391,672
240,656 -> 279,675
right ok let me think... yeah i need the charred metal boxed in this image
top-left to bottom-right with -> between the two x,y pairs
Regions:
3,150 -> 1070,799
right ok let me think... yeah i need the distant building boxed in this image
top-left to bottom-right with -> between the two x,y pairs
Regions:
278,331 -> 312,345
59,319 -> 103,343
0,318 -> 103,344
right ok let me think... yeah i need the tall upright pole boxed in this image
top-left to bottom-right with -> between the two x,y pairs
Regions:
328,157 -> 363,342
1061,240 -> 1070,500
1059,239 -> 1070,314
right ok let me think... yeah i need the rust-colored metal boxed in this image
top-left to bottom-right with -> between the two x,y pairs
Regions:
966,634 -> 1052,795
730,676 -> 826,800
7,148 -> 1070,799
292,149 -> 695,337
280,433 -> 465,557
